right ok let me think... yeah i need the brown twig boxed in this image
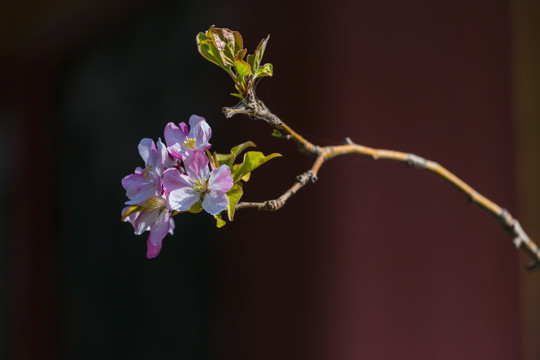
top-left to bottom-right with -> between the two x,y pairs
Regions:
223,95 -> 540,270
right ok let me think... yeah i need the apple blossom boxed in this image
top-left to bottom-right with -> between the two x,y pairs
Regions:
164,115 -> 212,160
163,149 -> 233,215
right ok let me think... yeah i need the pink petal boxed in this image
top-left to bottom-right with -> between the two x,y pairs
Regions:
146,210 -> 170,258
146,241 -> 161,259
164,122 -> 187,148
183,149 -> 209,180
134,208 -> 159,235
122,173 -> 145,191
167,144 -> 183,160
125,182 -> 156,205
179,122 -> 189,136
208,165 -> 233,193
138,138 -> 157,165
163,168 -> 192,192
188,115 -> 212,148
188,115 -> 205,128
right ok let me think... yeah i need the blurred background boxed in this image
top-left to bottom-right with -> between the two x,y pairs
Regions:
0,0 -> 539,359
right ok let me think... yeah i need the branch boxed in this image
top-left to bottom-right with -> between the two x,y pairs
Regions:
224,95 -> 540,271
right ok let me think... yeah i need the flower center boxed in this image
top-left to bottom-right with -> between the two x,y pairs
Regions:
192,179 -> 208,193
145,196 -> 165,209
183,137 -> 197,149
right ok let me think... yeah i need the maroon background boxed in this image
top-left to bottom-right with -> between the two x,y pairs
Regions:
0,0 -> 532,359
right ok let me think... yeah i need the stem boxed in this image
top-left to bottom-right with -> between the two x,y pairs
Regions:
223,96 -> 540,270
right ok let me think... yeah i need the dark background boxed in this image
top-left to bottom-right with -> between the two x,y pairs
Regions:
1,0 -> 539,359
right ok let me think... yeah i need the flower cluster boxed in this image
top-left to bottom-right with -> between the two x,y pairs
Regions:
121,115 -> 233,258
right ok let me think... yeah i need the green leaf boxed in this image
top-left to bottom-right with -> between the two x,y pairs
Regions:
215,152 -> 233,167
230,93 -> 244,100
196,28 -> 227,70
234,49 -> 251,77
216,141 -> 257,167
209,27 -> 238,67
231,141 -> 257,159
254,63 -> 273,79
230,92 -> 245,99
253,35 -> 270,70
233,31 -> 244,55
214,214 -> 226,228
226,184 -> 243,221
235,48 -> 247,61
234,58 -> 251,77
232,151 -> 282,183
272,129 -> 282,138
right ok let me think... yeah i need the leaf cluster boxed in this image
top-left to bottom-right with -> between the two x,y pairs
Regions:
207,141 -> 281,227
197,26 -> 273,99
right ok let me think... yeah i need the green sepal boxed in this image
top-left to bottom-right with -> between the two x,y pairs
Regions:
226,183 -> 243,221
188,201 -> 204,214
207,150 -> 218,170
214,214 -> 226,228
241,172 -> 251,182
232,151 -> 282,183
121,205 -> 144,221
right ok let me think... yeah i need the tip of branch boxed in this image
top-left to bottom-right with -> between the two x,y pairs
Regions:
222,107 -> 235,119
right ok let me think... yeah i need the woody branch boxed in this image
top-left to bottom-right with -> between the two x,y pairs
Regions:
223,94 -> 540,271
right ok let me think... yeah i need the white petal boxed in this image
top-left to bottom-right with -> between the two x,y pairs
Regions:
202,192 -> 229,215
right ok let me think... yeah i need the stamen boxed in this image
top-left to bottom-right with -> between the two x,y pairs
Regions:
183,138 -> 197,149
145,196 -> 165,209
192,179 -> 207,193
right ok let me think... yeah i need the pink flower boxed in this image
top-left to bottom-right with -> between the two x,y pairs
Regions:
122,138 -> 172,205
122,137 -> 175,258
164,115 -> 212,160
163,149 -> 233,215
122,203 -> 174,258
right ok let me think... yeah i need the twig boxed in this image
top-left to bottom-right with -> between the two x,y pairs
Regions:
223,95 -> 540,270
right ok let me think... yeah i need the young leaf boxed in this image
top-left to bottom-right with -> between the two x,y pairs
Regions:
230,141 -> 257,159
196,28 -> 227,70
234,49 -> 252,77
232,151 -> 282,183
234,58 -> 252,77
216,141 -> 257,167
230,92 -> 244,99
226,184 -> 243,221
254,63 -> 273,79
233,31 -> 244,55
253,35 -> 270,70
210,27 -> 237,67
